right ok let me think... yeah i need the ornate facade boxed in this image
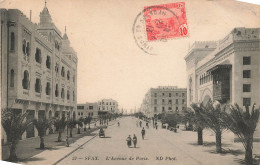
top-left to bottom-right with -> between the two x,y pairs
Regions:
1,4 -> 78,142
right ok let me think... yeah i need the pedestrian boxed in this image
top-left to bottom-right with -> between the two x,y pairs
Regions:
141,127 -> 145,139
126,135 -> 132,147
136,120 -> 138,127
133,134 -> 137,148
155,123 -> 158,130
118,121 -> 120,127
139,121 -> 142,127
146,122 -> 149,129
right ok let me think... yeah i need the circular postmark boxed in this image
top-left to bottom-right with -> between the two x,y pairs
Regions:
133,3 -> 188,55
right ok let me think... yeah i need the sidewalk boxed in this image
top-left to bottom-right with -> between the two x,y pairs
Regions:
1,119 -> 118,164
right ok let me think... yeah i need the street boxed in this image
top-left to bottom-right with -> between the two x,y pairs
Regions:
59,117 -> 247,165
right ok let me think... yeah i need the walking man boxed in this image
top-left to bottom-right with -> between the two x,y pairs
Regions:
141,127 -> 145,140
133,134 -> 137,148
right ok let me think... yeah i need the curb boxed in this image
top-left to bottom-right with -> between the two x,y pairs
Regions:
53,134 -> 98,165
52,121 -> 117,165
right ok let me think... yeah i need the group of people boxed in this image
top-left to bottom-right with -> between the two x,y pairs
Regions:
126,127 -> 146,148
126,134 -> 137,148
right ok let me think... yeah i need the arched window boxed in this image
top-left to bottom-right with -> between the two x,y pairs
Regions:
46,56 -> 51,69
10,69 -> 14,87
35,78 -> 42,93
61,88 -> 65,99
22,39 -> 26,54
10,32 -> 15,51
61,66 -> 65,77
67,71 -> 70,80
46,82 -> 51,95
22,70 -> 30,89
67,90 -> 70,100
35,48 -> 42,64
73,91 -> 75,101
55,84 -> 59,97
26,42 -> 30,56
48,32 -> 52,42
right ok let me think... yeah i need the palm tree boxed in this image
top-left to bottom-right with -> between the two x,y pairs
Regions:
193,101 -> 227,153
66,119 -> 77,137
54,116 -> 66,142
223,104 -> 259,165
190,104 -> 207,145
77,117 -> 84,134
33,117 -> 53,149
182,108 -> 194,131
1,109 -> 33,162
87,116 -> 92,129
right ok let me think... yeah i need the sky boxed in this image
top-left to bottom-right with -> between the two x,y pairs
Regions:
1,0 -> 259,112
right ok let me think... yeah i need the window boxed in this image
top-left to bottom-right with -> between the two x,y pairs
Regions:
73,75 -> 75,83
243,56 -> 251,65
46,56 -> 51,69
55,84 -> 59,97
89,106 -> 93,110
162,93 -> 164,96
23,39 -> 26,54
73,91 -> 75,101
22,70 -> 30,89
168,107 -> 172,110
154,93 -> 157,97
26,42 -> 30,56
61,88 -> 65,99
243,70 -> 251,78
55,40 -> 60,50
154,99 -> 157,104
243,98 -> 251,106
78,112 -> 80,116
176,99 -> 178,104
46,82 -> 51,95
169,93 -> 171,97
154,107 -> 157,112
176,107 -> 179,111
10,32 -> 15,51
176,93 -> 178,96
35,48 -> 42,63
168,100 -> 172,104
182,107 -> 185,110
182,93 -> 185,97
61,66 -> 65,77
10,69 -> 14,87
77,106 -> 84,109
81,112 -> 83,115
55,63 -> 59,73
243,84 -> 251,92
67,71 -> 70,80
162,107 -> 165,112
162,99 -> 165,104
182,99 -> 185,104
35,78 -> 41,93
67,90 -> 70,100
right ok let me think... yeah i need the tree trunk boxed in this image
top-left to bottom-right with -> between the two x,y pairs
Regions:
245,135 -> 253,165
197,127 -> 203,145
58,130 -> 62,142
88,123 -> 91,129
84,125 -> 86,131
77,127 -> 80,134
70,128 -> 73,137
216,131 -> 222,153
9,142 -> 18,162
40,136 -> 45,149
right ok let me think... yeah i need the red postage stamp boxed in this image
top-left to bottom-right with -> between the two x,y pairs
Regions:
144,2 -> 188,41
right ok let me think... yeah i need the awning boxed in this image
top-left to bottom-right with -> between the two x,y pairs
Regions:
207,64 -> 232,74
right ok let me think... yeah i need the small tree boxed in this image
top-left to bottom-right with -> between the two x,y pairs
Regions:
77,117 -> 84,134
193,101 -> 227,153
1,109 -> 33,162
66,119 -> 77,137
54,117 -> 66,142
190,104 -> 207,145
33,117 -> 53,149
85,116 -> 92,130
223,104 -> 259,165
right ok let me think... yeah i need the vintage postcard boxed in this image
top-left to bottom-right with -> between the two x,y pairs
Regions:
0,0 -> 260,165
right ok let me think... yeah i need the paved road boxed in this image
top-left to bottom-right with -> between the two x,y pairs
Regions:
59,117 -> 244,165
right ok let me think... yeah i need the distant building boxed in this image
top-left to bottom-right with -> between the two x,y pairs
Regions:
185,27 -> 260,140
97,99 -> 119,116
1,4 -> 77,142
140,86 -> 187,118
77,102 -> 98,119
